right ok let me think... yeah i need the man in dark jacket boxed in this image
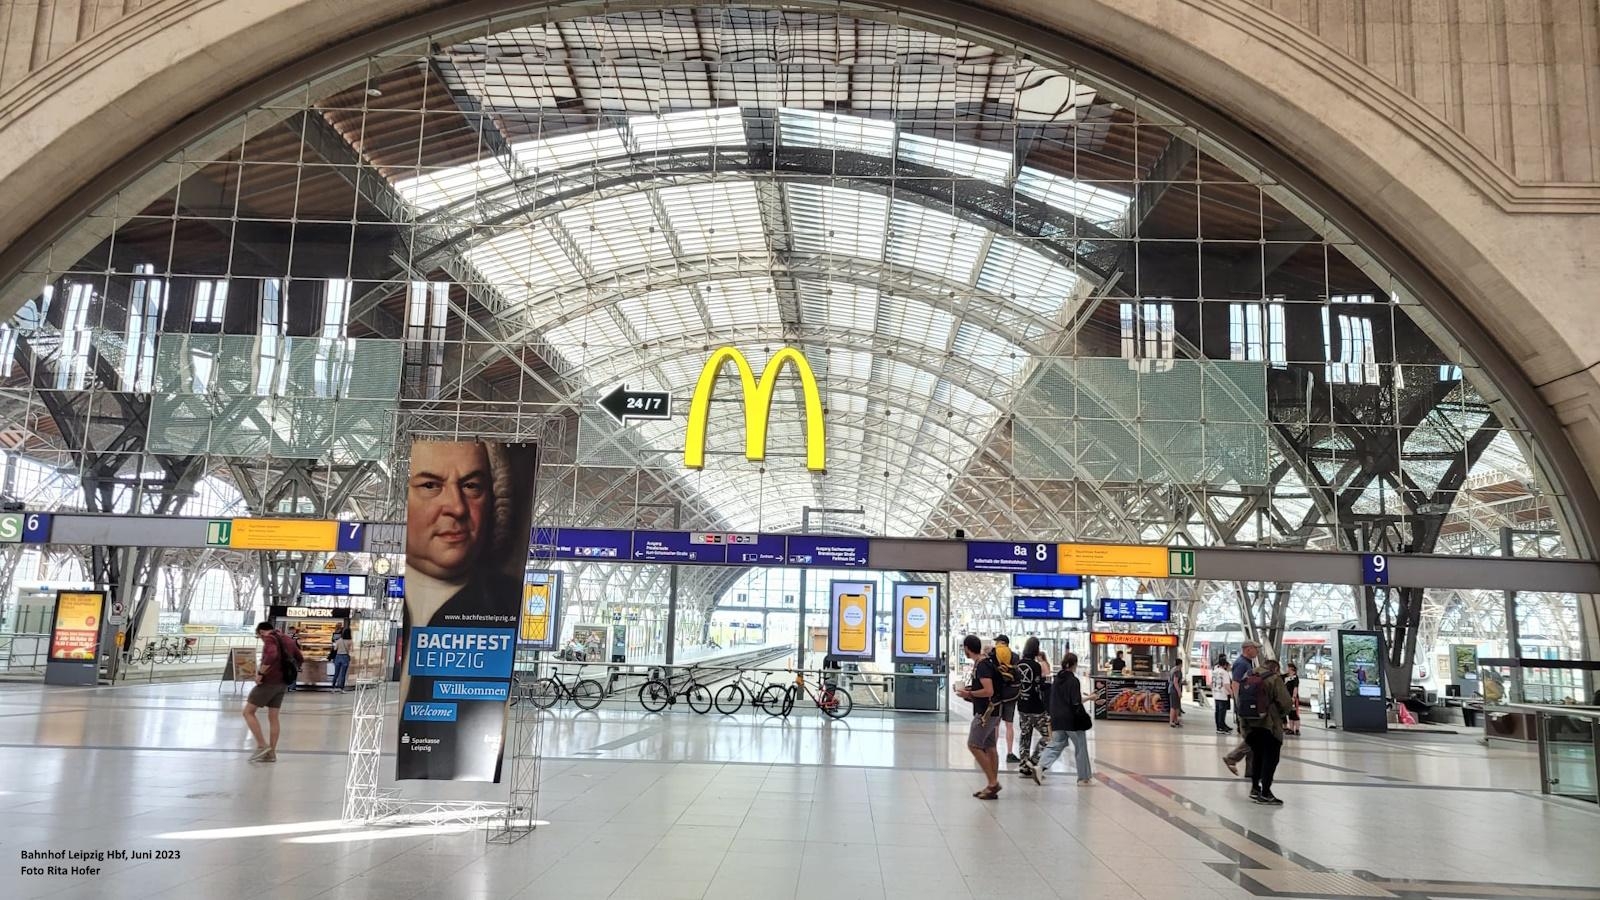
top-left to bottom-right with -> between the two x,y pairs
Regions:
1035,652 -> 1095,785
1241,658 -> 1293,805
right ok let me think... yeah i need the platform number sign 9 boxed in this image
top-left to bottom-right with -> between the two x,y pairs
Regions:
1362,554 -> 1389,586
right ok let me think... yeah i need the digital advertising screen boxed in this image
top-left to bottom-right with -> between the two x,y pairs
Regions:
49,590 -> 105,662
519,571 -> 561,650
828,580 -> 876,659
892,582 -> 939,660
1340,632 -> 1382,698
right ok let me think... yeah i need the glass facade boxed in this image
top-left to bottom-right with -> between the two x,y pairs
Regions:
0,6 -> 1582,678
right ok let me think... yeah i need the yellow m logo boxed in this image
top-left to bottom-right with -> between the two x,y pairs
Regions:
684,347 -> 826,472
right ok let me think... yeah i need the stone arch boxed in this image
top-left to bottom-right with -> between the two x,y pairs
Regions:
3,0 -> 1600,545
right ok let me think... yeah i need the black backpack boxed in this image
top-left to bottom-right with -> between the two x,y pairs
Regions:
274,633 -> 300,685
1236,671 -> 1270,719
988,645 -> 1022,702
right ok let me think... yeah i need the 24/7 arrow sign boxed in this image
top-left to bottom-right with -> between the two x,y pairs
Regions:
598,385 -> 673,425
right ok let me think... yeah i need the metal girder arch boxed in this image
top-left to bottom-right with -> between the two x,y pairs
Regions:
396,144 -> 1120,276
565,336 -> 1059,534
441,253 -> 1059,395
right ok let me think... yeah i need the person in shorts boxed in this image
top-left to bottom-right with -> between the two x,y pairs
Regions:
994,634 -> 1020,762
955,634 -> 1001,799
243,621 -> 302,763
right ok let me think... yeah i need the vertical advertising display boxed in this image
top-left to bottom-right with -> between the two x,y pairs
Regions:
892,583 -> 939,661
1449,644 -> 1480,691
519,571 -> 561,650
829,580 -> 875,660
1334,629 -> 1388,733
398,440 -> 538,782
49,591 -> 105,661
44,590 -> 106,686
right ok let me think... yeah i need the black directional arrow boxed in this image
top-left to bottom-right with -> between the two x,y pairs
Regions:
598,384 -> 673,426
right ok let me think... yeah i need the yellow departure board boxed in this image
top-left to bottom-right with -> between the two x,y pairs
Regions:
1058,543 -> 1169,578
230,518 -> 339,551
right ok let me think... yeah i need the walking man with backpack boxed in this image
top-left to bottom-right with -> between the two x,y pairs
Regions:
1014,637 -> 1051,780
956,634 -> 1003,799
1236,657 -> 1292,805
243,621 -> 303,763
1222,640 -> 1261,775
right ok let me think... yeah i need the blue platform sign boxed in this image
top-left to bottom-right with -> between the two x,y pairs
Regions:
21,513 -> 51,544
967,541 -> 1057,573
632,530 -> 727,564
539,528 -> 631,560
387,576 -> 405,598
787,535 -> 869,568
1013,573 -> 1082,591
335,521 -> 364,552
1012,596 -> 1085,620
727,533 -> 787,565
1099,598 -> 1171,623
1362,554 -> 1389,586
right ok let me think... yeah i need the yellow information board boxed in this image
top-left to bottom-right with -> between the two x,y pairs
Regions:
836,593 -> 869,653
50,590 -> 105,661
229,518 -> 338,551
1058,543 -> 1169,578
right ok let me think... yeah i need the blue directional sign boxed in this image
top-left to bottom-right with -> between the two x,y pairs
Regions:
967,541 -> 1057,573
1098,598 -> 1171,623
537,528 -> 632,560
632,530 -> 727,564
300,573 -> 368,596
387,577 -> 405,598
726,533 -> 787,565
1012,573 -> 1082,591
1362,554 -> 1389,585
786,535 -> 869,568
1012,595 -> 1085,620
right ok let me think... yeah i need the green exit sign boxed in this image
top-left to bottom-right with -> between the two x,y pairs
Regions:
1168,549 -> 1195,578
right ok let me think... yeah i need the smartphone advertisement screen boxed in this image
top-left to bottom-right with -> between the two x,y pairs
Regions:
893,582 -> 940,661
829,580 -> 875,659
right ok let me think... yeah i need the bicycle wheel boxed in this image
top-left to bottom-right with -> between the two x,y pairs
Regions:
686,683 -> 714,714
570,679 -> 605,710
820,687 -> 853,719
527,677 -> 561,709
639,679 -> 672,712
714,683 -> 746,715
780,688 -> 797,718
758,684 -> 788,717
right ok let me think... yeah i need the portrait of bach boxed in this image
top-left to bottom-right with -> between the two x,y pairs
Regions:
403,440 -> 532,632
397,439 -> 536,783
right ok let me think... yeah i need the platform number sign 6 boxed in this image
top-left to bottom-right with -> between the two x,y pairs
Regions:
1362,553 -> 1389,586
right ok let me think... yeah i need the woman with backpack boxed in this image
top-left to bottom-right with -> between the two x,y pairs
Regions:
1014,637 -> 1052,782
1035,651 -> 1094,785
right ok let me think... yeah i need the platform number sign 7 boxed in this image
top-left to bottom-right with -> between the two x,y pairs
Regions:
336,522 -> 365,552
1362,553 -> 1389,586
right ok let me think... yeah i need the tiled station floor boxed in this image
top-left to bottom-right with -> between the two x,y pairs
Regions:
1,681 -> 1597,900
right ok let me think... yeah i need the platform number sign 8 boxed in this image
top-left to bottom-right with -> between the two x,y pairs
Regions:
1362,553 -> 1389,586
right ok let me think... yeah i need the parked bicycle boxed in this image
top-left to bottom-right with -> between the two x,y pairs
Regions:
639,666 -> 714,713
760,670 -> 852,719
713,666 -> 778,715
522,667 -> 605,711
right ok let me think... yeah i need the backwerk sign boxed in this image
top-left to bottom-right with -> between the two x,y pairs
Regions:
684,347 -> 826,472
397,439 -> 538,783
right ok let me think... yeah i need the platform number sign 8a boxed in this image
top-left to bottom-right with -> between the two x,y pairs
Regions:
1362,554 -> 1389,586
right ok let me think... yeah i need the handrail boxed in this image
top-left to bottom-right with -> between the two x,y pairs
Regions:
1505,702 -> 1600,720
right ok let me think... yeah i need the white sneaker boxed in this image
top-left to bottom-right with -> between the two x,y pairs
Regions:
249,746 -> 271,761
1034,771 -> 1046,785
